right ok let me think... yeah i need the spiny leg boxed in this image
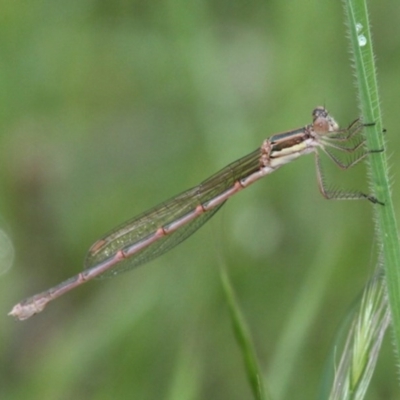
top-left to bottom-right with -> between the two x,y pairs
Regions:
327,119 -> 374,141
319,146 -> 381,170
322,138 -> 366,153
313,150 -> 383,204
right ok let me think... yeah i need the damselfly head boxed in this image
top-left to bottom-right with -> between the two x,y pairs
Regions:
311,106 -> 339,134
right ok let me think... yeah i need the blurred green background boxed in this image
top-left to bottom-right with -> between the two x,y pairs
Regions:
1,1 -> 400,399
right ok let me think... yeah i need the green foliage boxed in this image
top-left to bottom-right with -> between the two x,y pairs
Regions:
220,264 -> 270,400
343,0 -> 400,357
2,1 -> 399,399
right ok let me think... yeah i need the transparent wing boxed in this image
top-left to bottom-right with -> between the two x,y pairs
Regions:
84,148 -> 262,277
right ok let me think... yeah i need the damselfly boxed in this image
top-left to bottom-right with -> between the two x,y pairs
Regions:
9,106 -> 382,320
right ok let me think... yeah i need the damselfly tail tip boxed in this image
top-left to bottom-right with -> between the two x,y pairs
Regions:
8,304 -> 27,320
8,300 -> 46,321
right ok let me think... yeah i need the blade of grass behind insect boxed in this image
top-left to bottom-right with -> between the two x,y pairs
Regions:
219,264 -> 271,400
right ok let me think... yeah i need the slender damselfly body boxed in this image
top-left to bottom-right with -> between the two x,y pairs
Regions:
9,106 -> 382,320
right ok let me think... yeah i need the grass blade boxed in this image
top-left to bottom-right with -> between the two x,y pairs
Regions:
342,0 -> 400,352
219,265 -> 271,400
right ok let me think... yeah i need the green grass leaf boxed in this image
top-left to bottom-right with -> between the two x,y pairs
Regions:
342,0 -> 400,352
219,265 -> 271,400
